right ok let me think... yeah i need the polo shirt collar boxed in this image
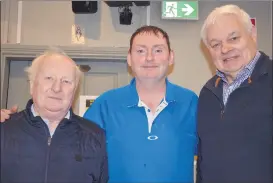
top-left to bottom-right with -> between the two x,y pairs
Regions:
125,78 -> 176,107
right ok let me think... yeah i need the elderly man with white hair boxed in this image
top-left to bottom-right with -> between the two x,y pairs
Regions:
1,50 -> 108,183
196,4 -> 272,183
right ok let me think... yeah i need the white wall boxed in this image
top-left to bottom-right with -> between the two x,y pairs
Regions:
1,0 -> 272,94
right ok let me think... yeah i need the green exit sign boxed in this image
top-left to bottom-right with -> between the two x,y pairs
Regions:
162,1 -> 199,20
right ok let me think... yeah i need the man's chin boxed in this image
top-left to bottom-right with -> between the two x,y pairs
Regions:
222,66 -> 244,75
138,76 -> 164,82
44,106 -> 65,113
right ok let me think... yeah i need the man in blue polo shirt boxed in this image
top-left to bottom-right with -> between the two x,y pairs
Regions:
84,25 -> 198,182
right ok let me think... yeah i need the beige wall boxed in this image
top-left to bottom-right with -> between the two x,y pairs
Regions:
151,1 -> 272,93
1,0 -> 272,94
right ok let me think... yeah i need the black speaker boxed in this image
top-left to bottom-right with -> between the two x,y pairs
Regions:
119,7 -> 133,25
104,1 -> 133,7
72,1 -> 98,14
134,1 -> 150,6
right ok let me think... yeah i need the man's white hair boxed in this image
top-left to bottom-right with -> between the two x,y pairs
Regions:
200,4 -> 253,46
25,47 -> 83,88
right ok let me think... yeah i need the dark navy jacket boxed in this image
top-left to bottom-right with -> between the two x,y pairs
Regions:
1,99 -> 108,183
196,52 -> 272,183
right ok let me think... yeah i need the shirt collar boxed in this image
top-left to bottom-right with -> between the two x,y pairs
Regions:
216,51 -> 261,83
31,104 -> 70,124
138,97 -> 168,107
126,78 -> 176,107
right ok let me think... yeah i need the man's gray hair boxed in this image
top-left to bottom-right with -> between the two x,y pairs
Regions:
200,4 -> 253,46
25,47 -> 83,87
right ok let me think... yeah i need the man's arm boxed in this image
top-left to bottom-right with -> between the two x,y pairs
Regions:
189,93 -> 198,156
0,105 -> 18,122
83,96 -> 107,129
98,130 -> 109,183
196,137 -> 202,183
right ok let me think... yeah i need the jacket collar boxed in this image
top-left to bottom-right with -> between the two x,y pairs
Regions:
24,99 -> 76,127
205,51 -> 271,91
249,51 -> 271,81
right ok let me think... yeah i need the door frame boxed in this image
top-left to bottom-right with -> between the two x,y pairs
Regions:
1,44 -> 129,108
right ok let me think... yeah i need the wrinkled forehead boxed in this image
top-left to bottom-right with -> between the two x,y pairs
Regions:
207,14 -> 245,39
209,14 -> 244,32
39,54 -> 77,78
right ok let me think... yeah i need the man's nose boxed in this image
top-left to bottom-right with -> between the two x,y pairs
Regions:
221,42 -> 233,54
51,79 -> 62,93
146,50 -> 154,62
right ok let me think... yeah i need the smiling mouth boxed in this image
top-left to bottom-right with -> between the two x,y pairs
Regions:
142,66 -> 158,68
48,96 -> 61,100
223,56 -> 239,62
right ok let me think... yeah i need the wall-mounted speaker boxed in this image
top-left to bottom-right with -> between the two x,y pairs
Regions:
104,1 -> 133,7
134,1 -> 150,6
104,1 -> 150,7
72,1 -> 98,14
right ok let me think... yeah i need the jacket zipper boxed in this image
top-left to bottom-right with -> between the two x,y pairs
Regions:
220,109 -> 224,119
206,81 -> 254,120
44,125 -> 51,183
204,85 -> 227,120
208,90 -> 226,119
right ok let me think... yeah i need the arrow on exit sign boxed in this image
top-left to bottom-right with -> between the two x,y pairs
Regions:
182,4 -> 194,16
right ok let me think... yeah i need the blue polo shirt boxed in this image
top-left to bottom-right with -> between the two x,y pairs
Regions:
83,78 -> 198,182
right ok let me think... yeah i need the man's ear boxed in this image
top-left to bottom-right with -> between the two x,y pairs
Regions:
127,52 -> 132,67
251,25 -> 257,43
29,81 -> 34,96
169,50 -> 175,66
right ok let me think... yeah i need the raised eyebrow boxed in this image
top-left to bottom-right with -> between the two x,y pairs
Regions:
134,44 -> 166,48
228,31 -> 237,37
209,32 -> 238,44
209,39 -> 221,45
134,45 -> 147,49
153,44 -> 166,48
61,77 -> 74,81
